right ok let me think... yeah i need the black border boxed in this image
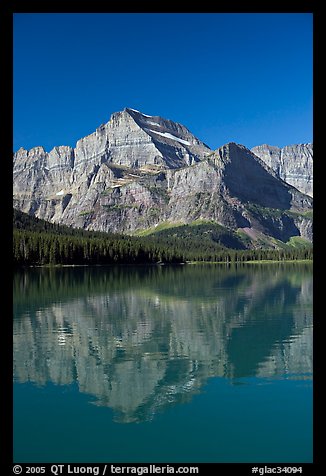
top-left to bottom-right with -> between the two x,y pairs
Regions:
4,4 -> 320,475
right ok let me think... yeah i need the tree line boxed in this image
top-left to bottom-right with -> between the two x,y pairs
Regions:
13,229 -> 312,266
13,209 -> 313,266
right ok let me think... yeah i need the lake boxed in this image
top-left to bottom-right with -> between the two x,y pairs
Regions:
13,263 -> 313,463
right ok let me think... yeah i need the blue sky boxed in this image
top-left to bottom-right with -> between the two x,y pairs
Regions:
13,13 -> 313,152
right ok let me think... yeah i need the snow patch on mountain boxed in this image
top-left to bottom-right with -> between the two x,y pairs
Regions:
145,129 -> 191,146
147,121 -> 162,127
128,108 -> 152,118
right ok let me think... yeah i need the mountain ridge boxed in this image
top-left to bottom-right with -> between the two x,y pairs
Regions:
13,107 -> 313,246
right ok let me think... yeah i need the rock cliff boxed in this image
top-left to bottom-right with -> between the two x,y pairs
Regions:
251,143 -> 313,197
13,108 -> 313,245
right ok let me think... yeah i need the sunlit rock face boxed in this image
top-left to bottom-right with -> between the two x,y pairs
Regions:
13,108 -> 210,227
251,143 -> 313,197
13,109 -> 313,243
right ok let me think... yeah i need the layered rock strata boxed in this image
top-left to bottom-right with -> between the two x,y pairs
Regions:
251,143 -> 313,197
13,108 -> 313,244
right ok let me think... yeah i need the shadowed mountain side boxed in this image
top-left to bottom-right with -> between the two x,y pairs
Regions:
13,265 -> 312,423
211,143 -> 298,209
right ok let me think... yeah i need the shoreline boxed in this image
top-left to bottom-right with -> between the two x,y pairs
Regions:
15,259 -> 313,269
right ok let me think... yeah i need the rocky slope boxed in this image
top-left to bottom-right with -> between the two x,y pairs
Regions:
251,143 -> 313,197
13,108 -> 313,245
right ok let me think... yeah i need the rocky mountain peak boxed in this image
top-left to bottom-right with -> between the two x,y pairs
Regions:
13,108 -> 313,245
123,107 -> 211,164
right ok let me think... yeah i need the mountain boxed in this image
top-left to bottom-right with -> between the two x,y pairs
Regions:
13,108 -> 313,246
251,143 -> 313,197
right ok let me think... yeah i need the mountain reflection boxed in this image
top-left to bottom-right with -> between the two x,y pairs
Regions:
13,264 -> 312,423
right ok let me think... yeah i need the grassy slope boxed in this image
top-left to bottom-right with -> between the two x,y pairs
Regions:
133,218 -> 312,252
136,220 -> 248,250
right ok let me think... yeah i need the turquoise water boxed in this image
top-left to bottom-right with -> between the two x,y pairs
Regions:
13,264 -> 313,463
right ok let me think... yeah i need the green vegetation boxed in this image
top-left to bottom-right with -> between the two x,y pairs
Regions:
148,221 -> 247,250
102,204 -> 137,211
78,211 -> 93,217
246,203 -> 283,219
13,209 -> 313,266
247,203 -> 313,221
144,186 -> 170,202
100,188 -> 113,195
134,221 -> 184,236
286,210 -> 313,219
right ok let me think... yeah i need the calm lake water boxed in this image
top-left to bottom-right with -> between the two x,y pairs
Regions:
13,263 -> 313,463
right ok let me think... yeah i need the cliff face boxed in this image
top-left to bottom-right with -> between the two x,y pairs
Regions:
13,107 -> 210,225
13,108 -> 313,244
251,143 -> 313,197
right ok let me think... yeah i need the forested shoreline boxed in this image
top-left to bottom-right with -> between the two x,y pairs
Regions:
13,210 -> 313,266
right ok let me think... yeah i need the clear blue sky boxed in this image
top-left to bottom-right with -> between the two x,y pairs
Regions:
13,13 -> 313,153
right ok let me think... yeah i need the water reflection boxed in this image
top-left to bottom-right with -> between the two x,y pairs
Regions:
13,264 -> 312,423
